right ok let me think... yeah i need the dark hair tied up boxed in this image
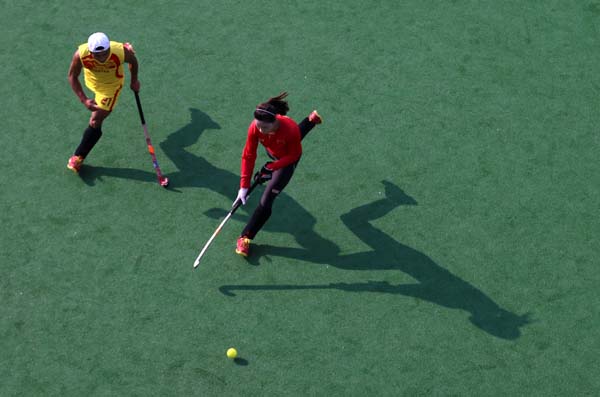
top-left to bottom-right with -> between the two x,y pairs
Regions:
254,92 -> 289,122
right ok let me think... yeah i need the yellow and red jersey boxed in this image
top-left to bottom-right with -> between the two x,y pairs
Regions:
240,115 -> 302,188
78,41 -> 125,91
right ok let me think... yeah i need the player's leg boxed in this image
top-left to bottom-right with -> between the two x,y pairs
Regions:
298,110 -> 322,140
67,109 -> 110,172
236,163 -> 297,256
68,86 -> 122,172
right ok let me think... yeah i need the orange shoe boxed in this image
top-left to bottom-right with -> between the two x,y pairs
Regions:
309,110 -> 322,125
67,155 -> 84,173
235,237 -> 251,257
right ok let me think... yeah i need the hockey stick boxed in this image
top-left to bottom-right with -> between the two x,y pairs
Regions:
193,178 -> 261,268
134,92 -> 169,187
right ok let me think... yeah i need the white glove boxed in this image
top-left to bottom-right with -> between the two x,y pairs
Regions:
236,188 -> 249,205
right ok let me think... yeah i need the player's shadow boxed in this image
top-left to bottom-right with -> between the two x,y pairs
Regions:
76,107 -> 222,188
158,108 -> 225,193
219,181 -> 531,340
158,109 -> 529,339
160,108 -> 340,253
78,165 -> 158,186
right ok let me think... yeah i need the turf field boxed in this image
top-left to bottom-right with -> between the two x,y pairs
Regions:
2,1 -> 600,395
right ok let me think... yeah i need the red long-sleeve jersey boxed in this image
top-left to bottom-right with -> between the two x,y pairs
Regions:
240,115 -> 302,188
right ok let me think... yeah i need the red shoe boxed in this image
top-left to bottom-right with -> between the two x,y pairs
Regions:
235,237 -> 251,257
309,110 -> 322,125
67,155 -> 84,173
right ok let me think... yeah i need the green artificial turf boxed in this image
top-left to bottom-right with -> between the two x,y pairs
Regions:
1,1 -> 599,395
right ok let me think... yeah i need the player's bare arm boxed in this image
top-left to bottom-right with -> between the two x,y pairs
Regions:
124,44 -> 140,92
67,50 -> 98,111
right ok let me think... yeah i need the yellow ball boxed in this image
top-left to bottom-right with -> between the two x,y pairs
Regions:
226,348 -> 237,359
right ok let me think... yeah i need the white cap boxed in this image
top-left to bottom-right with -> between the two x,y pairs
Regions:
88,32 -> 109,53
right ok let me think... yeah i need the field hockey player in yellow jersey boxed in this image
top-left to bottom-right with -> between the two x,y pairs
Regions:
67,32 -> 140,172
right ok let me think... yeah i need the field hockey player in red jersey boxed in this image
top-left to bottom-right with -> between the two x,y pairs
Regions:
234,92 -> 322,257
